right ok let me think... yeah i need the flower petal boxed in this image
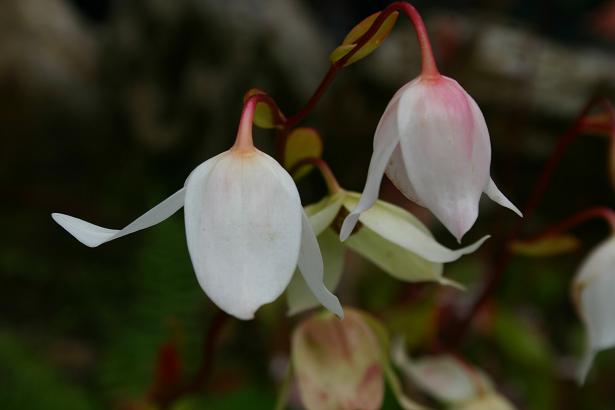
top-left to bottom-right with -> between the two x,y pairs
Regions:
286,229 -> 345,315
297,210 -> 344,318
386,144 -> 423,205
184,150 -> 302,320
484,178 -> 522,217
397,77 -> 491,241
51,188 -> 186,248
573,237 -> 615,383
339,83 -> 414,241
343,193 -> 488,263
346,227 -> 456,286
304,192 -> 345,236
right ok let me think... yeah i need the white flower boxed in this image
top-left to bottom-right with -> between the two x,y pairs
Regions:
286,189 -> 489,315
572,236 -> 615,383
341,75 -> 522,242
52,104 -> 342,321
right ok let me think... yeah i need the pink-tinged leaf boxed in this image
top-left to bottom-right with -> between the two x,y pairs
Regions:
243,88 -> 285,129
284,127 -> 323,179
329,12 -> 399,66
510,235 -> 580,257
292,309 -> 385,410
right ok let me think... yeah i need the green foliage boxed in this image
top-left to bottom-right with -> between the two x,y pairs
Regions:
99,217 -> 207,400
0,333 -> 99,410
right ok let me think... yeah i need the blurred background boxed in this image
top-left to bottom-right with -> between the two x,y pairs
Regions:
1,0 -> 615,408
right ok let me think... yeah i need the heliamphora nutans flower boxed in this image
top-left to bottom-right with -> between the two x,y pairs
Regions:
341,75 -> 522,243
572,236 -> 615,383
52,100 -> 342,320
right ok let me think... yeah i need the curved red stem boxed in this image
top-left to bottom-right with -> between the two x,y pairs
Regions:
284,1 -> 439,130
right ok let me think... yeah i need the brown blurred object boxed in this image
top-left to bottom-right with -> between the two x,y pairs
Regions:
0,0 -> 96,100
587,0 -> 615,41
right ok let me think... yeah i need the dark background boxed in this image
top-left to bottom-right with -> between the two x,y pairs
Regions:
1,0 -> 615,408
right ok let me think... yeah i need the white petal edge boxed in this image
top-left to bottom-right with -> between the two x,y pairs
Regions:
484,178 -> 523,217
286,229 -> 345,316
339,94 -> 402,241
297,210 -> 344,318
51,188 -> 186,248
305,193 -> 345,236
344,194 -> 489,263
576,348 -> 596,384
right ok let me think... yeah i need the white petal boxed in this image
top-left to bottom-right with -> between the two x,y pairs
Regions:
51,188 -> 186,248
573,237 -> 615,382
304,192 -> 345,236
297,210 -> 343,318
576,348 -> 596,384
484,178 -> 522,217
344,193 -> 488,263
339,82 -> 415,241
286,229 -> 345,315
386,144 -> 423,205
184,150 -> 302,320
397,77 -> 491,241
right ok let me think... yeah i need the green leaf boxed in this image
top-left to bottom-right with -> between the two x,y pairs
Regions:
283,127 -> 323,179
330,11 -> 399,66
243,88 -> 284,129
0,333 -> 98,410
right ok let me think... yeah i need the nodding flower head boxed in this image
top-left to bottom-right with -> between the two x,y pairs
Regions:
341,74 -> 521,243
52,98 -> 342,320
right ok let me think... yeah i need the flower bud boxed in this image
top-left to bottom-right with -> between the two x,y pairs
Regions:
292,309 -> 384,410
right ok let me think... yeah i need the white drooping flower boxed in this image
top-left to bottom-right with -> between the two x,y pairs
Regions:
51,100 -> 342,321
286,188 -> 489,315
341,75 -> 522,242
572,236 -> 615,383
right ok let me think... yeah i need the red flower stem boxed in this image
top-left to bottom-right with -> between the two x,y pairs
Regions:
290,156 -> 342,194
284,1 -> 438,130
155,310 -> 231,409
446,97 -> 615,347
234,94 -> 284,152
529,207 -> 615,239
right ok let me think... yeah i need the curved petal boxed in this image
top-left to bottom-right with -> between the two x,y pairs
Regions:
339,83 -> 410,241
573,237 -> 615,383
484,178 -> 522,217
386,145 -> 423,205
397,77 -> 491,241
344,193 -> 489,263
297,210 -> 343,318
184,150 -> 302,320
51,188 -> 186,248
346,227 -> 454,286
304,192 -> 345,236
286,229 -> 345,315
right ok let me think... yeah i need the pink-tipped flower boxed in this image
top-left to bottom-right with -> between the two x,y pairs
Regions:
339,5 -> 520,242
341,75 -> 522,242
